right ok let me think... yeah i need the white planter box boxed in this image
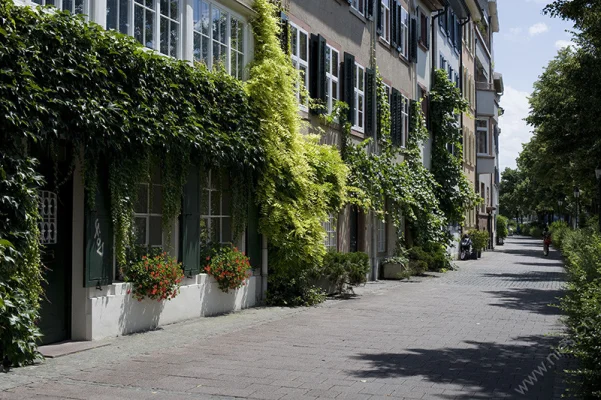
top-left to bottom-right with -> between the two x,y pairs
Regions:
381,263 -> 409,280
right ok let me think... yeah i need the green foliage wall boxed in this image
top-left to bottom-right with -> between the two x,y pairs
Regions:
247,0 -> 349,306
0,1 -> 264,265
430,69 -> 480,225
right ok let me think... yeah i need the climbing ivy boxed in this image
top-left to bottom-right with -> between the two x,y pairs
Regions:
339,72 -> 447,251
430,69 -> 480,225
247,0 -> 349,306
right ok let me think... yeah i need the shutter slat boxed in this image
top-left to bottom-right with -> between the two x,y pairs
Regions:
391,0 -> 397,49
181,167 -> 201,276
84,166 -> 113,287
390,89 -> 400,146
318,35 -> 327,105
309,34 -> 328,113
343,52 -> 356,126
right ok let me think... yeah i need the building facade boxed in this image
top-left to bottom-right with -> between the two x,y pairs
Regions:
15,0 -> 501,344
474,0 -> 503,247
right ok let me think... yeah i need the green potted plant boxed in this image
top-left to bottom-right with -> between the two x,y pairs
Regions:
470,230 -> 489,258
496,216 -> 509,245
204,246 -> 253,293
381,254 -> 410,280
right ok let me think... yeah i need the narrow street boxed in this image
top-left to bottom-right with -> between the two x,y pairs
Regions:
1,237 -> 566,400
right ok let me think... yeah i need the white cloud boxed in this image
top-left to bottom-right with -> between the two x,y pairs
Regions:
499,86 -> 533,171
555,39 -> 575,49
528,23 -> 549,36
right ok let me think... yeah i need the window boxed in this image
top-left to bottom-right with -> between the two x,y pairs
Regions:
477,119 -> 489,154
106,0 -> 182,58
380,0 -> 391,43
419,8 -> 429,48
400,6 -> 409,59
377,218 -> 386,253
134,170 -> 163,248
325,45 -> 339,114
200,171 -> 232,244
480,183 -> 486,213
291,23 -> 309,110
401,94 -> 409,147
34,0 -> 89,15
191,1 -> 245,78
350,0 -> 366,16
323,214 -> 337,250
354,63 -> 365,132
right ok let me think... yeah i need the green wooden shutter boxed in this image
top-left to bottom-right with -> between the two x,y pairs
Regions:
246,197 -> 261,269
84,168 -> 113,287
343,52 -> 356,126
309,34 -> 327,113
365,68 -> 375,137
180,167 -> 201,276
279,12 -> 290,55
410,17 -> 418,63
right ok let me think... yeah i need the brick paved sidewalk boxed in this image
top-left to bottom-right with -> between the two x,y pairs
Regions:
1,236 -> 567,400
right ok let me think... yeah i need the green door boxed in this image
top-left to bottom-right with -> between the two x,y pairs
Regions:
37,152 -> 73,345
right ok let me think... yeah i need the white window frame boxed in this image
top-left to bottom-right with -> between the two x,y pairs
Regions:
133,182 -> 164,249
323,214 -> 337,251
400,6 -> 409,59
477,119 -> 489,155
401,94 -> 409,148
200,171 -> 232,245
191,0 -> 246,79
33,0 -> 89,17
350,0 -> 366,16
380,0 -> 390,43
377,218 -> 386,253
354,63 -> 365,132
325,45 -> 339,115
290,22 -> 309,112
106,0 -> 183,59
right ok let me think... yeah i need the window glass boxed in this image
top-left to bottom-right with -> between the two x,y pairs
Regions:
354,64 -> 365,131
325,46 -> 339,114
401,7 -> 409,58
401,95 -> 409,147
381,0 -> 390,43
291,23 -> 309,110
351,0 -> 365,15
323,214 -> 337,250
377,219 -> 386,253
200,171 -> 232,245
133,170 -> 163,249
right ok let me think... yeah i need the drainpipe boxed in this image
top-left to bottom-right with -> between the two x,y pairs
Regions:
458,15 -> 471,236
431,6 -> 447,78
370,5 -> 378,281
261,235 -> 268,301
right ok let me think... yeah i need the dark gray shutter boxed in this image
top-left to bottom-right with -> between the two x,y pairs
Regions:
376,0 -> 382,35
343,52 -> 356,125
409,99 -> 417,139
391,0 -> 397,49
425,16 -> 430,48
279,12 -> 290,55
367,0 -> 374,20
457,19 -> 462,52
396,2 -> 402,52
365,68 -> 375,136
180,167 -> 201,276
410,17 -> 418,63
310,34 -> 327,113
84,168 -> 113,287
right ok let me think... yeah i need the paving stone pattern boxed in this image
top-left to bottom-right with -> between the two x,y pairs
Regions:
0,237 -> 567,400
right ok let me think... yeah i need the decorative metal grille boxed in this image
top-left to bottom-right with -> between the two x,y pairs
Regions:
38,191 -> 58,244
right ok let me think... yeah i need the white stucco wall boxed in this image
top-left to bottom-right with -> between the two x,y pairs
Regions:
87,275 -> 260,341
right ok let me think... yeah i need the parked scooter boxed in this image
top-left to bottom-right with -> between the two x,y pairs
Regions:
460,234 -> 473,261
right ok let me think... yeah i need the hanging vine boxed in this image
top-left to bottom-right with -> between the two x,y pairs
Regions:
247,0 -> 349,306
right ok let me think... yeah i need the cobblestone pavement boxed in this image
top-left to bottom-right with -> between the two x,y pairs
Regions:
1,236 -> 567,400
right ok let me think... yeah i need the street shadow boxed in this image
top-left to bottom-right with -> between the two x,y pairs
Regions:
485,288 -> 565,316
347,335 -> 560,399
515,261 -> 564,267
481,271 -> 567,283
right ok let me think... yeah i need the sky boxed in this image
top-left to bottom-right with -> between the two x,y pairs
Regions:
496,0 -> 575,172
